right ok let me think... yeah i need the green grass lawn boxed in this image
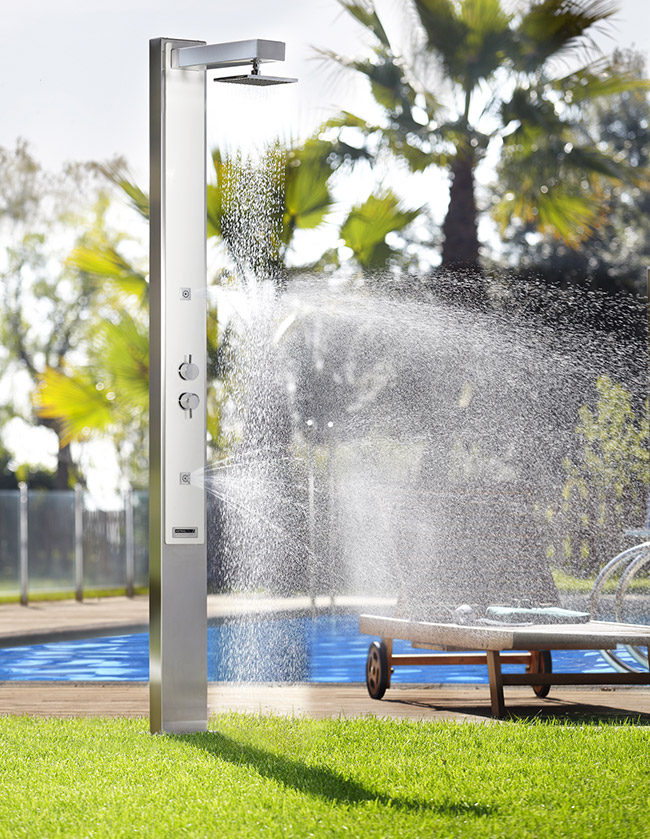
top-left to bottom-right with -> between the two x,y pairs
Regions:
0,586 -> 149,605
550,566 -> 650,594
0,714 -> 648,838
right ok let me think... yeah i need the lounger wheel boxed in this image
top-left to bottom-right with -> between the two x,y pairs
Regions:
528,650 -> 552,698
366,641 -> 389,700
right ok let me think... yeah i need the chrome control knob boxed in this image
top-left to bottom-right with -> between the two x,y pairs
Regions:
179,392 -> 200,412
179,361 -> 199,381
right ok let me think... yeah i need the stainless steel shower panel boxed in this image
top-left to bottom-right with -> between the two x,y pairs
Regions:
149,32 -> 296,736
149,37 -> 208,735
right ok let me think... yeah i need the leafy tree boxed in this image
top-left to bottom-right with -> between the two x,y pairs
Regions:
34,169 -> 152,488
0,141 -> 110,488
319,0 -> 649,298
551,375 -> 649,575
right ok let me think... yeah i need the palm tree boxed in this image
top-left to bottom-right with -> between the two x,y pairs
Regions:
320,0 -> 649,297
498,48 -> 650,303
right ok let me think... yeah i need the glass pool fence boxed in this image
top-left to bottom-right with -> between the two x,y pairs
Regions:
0,488 -> 149,602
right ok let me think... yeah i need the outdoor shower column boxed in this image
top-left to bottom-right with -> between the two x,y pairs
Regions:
149,35 -> 294,735
149,37 -> 208,734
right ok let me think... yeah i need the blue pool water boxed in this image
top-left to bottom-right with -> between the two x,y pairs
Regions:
0,614 -> 636,682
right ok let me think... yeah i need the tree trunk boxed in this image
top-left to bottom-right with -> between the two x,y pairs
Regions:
54,440 -> 72,490
438,149 -> 485,306
39,416 -> 73,489
441,150 -> 480,267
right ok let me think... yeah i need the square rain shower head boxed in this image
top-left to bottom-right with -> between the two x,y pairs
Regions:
214,73 -> 297,86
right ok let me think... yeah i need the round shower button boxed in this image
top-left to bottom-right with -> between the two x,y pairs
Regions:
179,392 -> 200,411
179,361 -> 199,381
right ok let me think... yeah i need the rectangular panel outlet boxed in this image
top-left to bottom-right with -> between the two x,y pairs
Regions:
172,527 -> 199,538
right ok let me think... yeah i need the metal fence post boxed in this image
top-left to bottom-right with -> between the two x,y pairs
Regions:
74,484 -> 84,602
19,482 -> 28,606
306,419 -> 316,606
125,488 -> 134,598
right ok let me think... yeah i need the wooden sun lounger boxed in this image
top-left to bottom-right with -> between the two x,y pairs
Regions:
360,614 -> 650,717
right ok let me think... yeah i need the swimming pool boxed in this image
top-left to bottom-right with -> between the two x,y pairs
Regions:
0,613 -> 635,682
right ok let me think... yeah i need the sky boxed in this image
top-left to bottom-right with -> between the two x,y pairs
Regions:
1,0 -> 649,503
1,0 -> 648,184
1,0 -> 369,182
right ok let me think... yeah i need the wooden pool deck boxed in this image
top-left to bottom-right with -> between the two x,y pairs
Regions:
1,682 -> 649,722
1,596 -> 649,722
0,594 -> 386,647
0,596 -> 149,647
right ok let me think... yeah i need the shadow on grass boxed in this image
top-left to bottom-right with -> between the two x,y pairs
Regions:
506,704 -> 650,725
382,695 -> 650,726
180,730 -> 493,817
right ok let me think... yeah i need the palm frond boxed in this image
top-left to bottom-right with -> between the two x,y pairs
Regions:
494,181 -> 603,246
414,0 -> 513,85
67,244 -> 148,302
337,0 -> 392,49
35,310 -> 149,446
91,316 -> 149,409
501,87 -> 567,135
457,0 -> 515,85
35,368 -> 114,446
283,142 -> 335,236
97,161 -> 150,220
323,111 -> 376,131
206,183 -> 223,239
492,111 -> 649,247
412,0 -> 466,72
515,0 -> 619,72
567,145 -> 649,186
208,149 -> 234,241
385,128 -> 448,171
553,57 -> 650,104
340,191 -> 422,269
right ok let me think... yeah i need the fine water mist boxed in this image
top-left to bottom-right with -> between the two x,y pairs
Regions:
199,152 -> 646,681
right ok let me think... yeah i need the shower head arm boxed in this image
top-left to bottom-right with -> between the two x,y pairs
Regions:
173,39 -> 285,71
